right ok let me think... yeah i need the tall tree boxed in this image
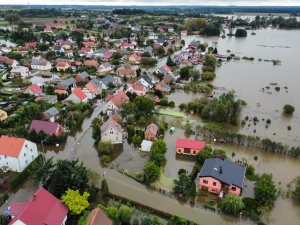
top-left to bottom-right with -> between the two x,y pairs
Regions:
221,194 -> 244,214
5,14 -> 21,24
255,173 -> 277,206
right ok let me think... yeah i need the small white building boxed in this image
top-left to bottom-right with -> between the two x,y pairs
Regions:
31,58 -> 52,71
0,135 -> 39,172
10,66 -> 30,79
141,140 -> 153,152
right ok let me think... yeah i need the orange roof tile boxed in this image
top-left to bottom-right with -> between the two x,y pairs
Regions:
0,135 -> 25,157
54,89 -> 68,94
73,88 -> 87,100
85,82 -> 98,94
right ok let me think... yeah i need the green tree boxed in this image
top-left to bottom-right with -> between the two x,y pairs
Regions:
189,68 -> 201,80
221,194 -> 244,214
144,161 -> 160,183
5,14 -> 21,24
255,173 -> 277,206
119,205 -> 132,224
91,117 -> 103,143
38,43 -> 49,51
149,140 -> 167,167
292,185 -> 300,201
283,104 -> 295,114
133,96 -> 155,117
235,29 -> 247,37
180,66 -> 193,80
0,215 -> 10,225
167,215 -> 191,225
156,46 -> 165,56
101,178 -> 109,193
61,189 -> 90,215
197,150 -> 213,164
97,141 -> 113,155
173,172 -> 192,196
45,85 -> 54,95
190,182 -> 197,197
105,206 -> 119,222
213,149 -> 227,158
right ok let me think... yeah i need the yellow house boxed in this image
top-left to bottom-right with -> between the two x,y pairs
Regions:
0,109 -> 7,122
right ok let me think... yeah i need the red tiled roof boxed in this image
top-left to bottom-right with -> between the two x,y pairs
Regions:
9,187 -> 68,225
162,64 -> 171,72
28,83 -> 42,94
29,120 -> 62,136
85,82 -> 98,94
145,123 -> 158,135
101,118 -> 123,134
86,208 -> 113,225
0,135 -> 25,157
129,83 -> 145,91
109,91 -> 129,109
84,60 -> 98,67
83,41 -> 95,47
176,138 -> 205,150
117,68 -> 134,76
73,88 -> 87,101
34,96 -> 43,101
56,61 -> 69,68
54,89 -> 68,94
26,42 -> 37,47
80,47 -> 92,53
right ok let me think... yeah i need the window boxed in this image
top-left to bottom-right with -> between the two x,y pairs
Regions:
6,162 -> 8,165
25,160 -> 28,165
193,151 -> 196,155
32,155 -> 34,160
232,187 -> 236,191
213,182 -> 216,186
24,153 -> 26,157
178,150 -> 181,153
4,156 -> 7,159
212,189 -> 216,192
0,157 -> 1,160
203,179 -> 208,184
30,149 -> 33,152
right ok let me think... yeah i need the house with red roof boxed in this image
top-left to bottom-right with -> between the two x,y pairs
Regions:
145,123 -> 158,141
9,187 -> 68,225
181,30 -> 188,36
176,138 -> 206,155
26,42 -> 37,49
116,68 -> 136,79
64,88 -> 88,103
44,27 -> 53,33
102,50 -> 114,61
29,120 -> 64,137
23,83 -> 42,96
103,91 -> 129,115
121,41 -> 134,50
56,61 -> 71,71
101,118 -> 123,144
86,208 -> 113,225
126,83 -> 147,96
0,56 -> 18,67
129,53 -> 141,64
84,60 -> 98,68
79,47 -> 93,56
82,78 -> 102,99
0,135 -> 38,172
82,41 -> 95,47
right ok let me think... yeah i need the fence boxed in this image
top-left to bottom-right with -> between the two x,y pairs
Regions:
148,183 -> 255,224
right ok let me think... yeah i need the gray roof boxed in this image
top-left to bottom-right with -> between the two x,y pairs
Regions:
139,74 -> 154,85
190,40 -> 201,46
53,45 -> 62,51
157,38 -> 165,44
59,77 -> 76,89
78,71 -> 90,79
55,58 -> 69,63
90,78 -> 102,88
44,107 -> 59,118
31,59 -> 48,66
103,62 -> 112,68
101,118 -> 122,134
158,67 -> 168,75
123,63 -> 131,69
198,158 -> 246,189
100,75 -> 116,86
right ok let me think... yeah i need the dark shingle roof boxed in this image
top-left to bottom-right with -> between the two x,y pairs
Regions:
78,71 -> 90,79
44,107 -> 59,118
59,77 -> 76,89
198,158 -> 246,189
31,59 -> 48,66
139,74 -> 154,85
90,78 -> 101,88
100,75 -> 116,86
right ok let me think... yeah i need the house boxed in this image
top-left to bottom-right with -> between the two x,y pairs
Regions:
42,107 -> 60,122
53,45 -> 64,53
64,88 -> 88,103
100,75 -> 117,90
9,187 -> 68,225
141,140 -> 153,152
86,208 -> 113,225
23,83 -> 42,96
116,68 -> 136,79
102,50 -> 114,61
128,53 -> 141,64
79,47 -> 93,56
26,42 -> 37,49
103,91 -> 129,115
144,46 -> 153,53
198,158 -> 246,197
84,60 -> 98,68
189,40 -> 201,48
17,46 -> 30,54
56,61 -> 70,71
145,123 -> 158,141
156,38 -> 165,46
137,74 -> 155,88
126,83 -> 147,96
75,71 -> 90,82
121,42 -> 134,50
54,89 -> 68,95
0,135 -> 38,172
82,79 -> 102,99
0,109 -> 7,122
0,56 -> 18,67
57,77 -> 76,90
176,138 -> 205,155
156,64 -> 171,76
10,66 -> 30,79
155,81 -> 171,92
82,41 -> 95,47
181,30 -> 188,36
101,118 -> 123,144
168,27 -> 174,32
29,120 -> 64,137
30,59 -> 51,71
98,62 -> 113,73
35,95 -> 58,104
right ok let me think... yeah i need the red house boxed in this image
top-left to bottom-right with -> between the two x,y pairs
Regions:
176,138 -> 205,155
9,187 -> 68,225
29,120 -> 64,137
198,158 -> 246,197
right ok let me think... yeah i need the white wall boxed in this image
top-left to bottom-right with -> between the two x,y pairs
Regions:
101,127 -> 122,144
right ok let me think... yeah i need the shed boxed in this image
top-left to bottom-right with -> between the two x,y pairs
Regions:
141,140 -> 153,152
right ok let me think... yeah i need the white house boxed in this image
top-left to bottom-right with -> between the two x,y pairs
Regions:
31,58 -> 51,71
98,62 -> 113,73
141,140 -> 153,152
82,79 -> 102,99
10,66 -> 30,79
137,74 -> 155,88
0,135 -> 39,172
100,118 -> 123,144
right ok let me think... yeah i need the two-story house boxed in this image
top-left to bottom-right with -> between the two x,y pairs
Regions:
30,59 -> 51,71
100,118 -> 123,144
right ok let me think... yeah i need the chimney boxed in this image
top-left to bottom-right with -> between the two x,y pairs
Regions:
32,195 -> 37,201
219,166 -> 223,174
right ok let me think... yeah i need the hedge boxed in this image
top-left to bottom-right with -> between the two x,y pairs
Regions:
9,154 -> 43,189
0,191 -> 9,206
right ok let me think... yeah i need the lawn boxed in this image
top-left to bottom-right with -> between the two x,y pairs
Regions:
152,173 -> 174,192
196,189 -> 222,208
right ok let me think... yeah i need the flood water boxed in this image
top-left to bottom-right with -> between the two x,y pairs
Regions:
37,27 -> 300,224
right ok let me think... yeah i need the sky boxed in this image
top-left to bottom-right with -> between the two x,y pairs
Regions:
4,0 -> 300,6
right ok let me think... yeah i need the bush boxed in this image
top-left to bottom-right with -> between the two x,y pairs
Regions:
283,104 -> 295,114
235,29 -> 247,37
201,71 -> 216,81
101,155 -> 111,163
178,169 -> 187,175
